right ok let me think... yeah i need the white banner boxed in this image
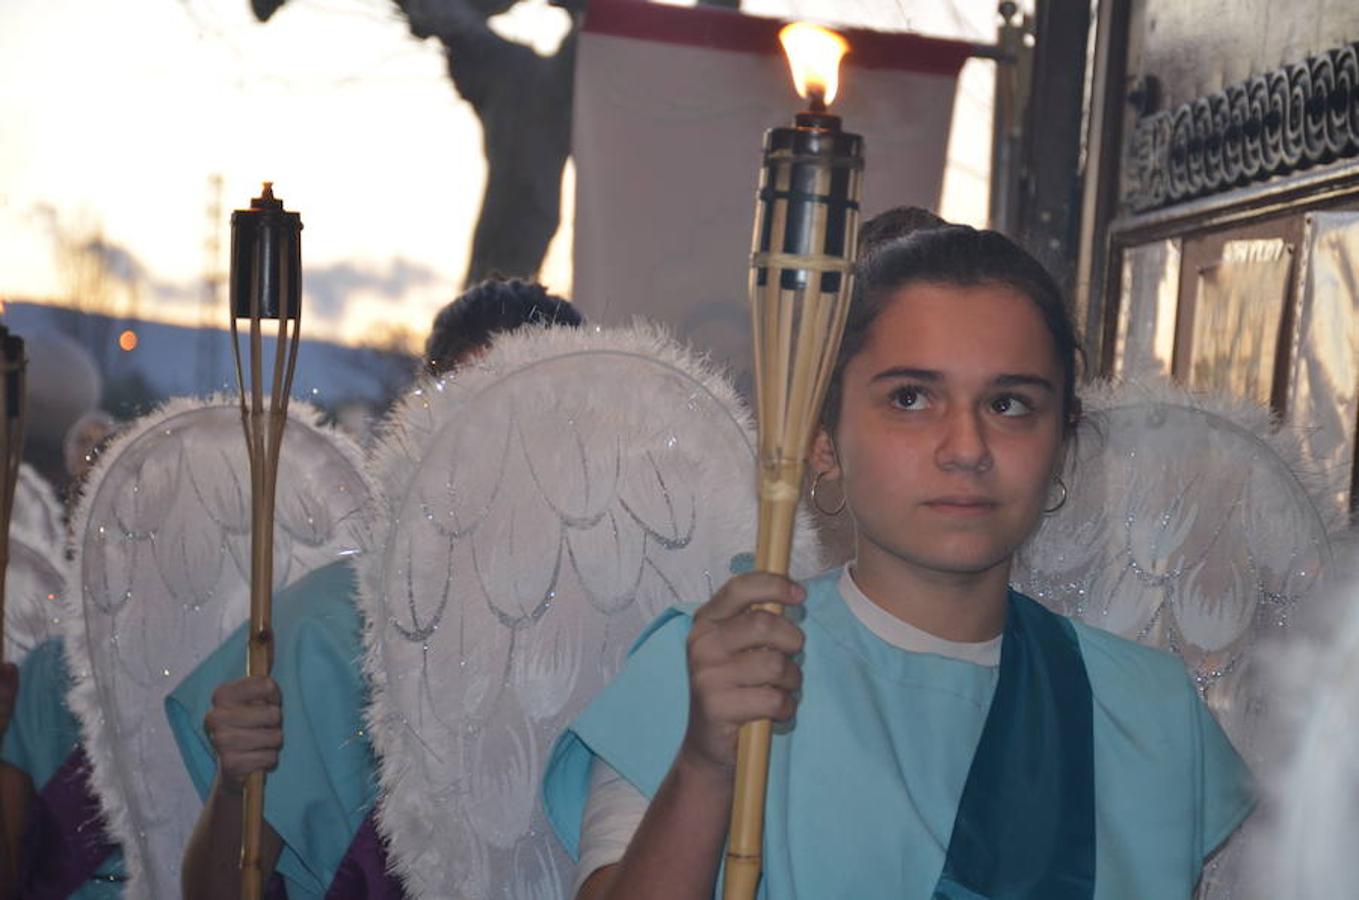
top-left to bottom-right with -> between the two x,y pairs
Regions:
572,0 -> 968,397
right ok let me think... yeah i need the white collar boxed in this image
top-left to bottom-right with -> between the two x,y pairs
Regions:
837,566 -> 1002,668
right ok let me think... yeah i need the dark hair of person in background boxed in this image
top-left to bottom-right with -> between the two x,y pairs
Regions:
824,222 -> 1083,436
423,278 -> 584,376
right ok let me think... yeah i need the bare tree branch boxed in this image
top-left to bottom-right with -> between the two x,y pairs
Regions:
251,0 -> 576,286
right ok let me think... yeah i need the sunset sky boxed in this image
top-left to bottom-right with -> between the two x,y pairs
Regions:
0,0 -> 994,351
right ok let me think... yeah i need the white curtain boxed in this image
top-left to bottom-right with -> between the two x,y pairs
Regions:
571,0 -> 966,398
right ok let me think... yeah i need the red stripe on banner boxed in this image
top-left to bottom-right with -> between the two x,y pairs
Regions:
582,0 -> 976,77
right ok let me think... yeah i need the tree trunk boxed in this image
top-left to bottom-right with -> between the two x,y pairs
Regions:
253,0 -> 738,287
449,29 -> 576,285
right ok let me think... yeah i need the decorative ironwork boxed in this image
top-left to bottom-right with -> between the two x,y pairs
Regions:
1127,43 -> 1359,212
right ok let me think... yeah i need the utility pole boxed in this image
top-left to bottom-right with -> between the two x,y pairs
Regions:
198,174 -> 224,394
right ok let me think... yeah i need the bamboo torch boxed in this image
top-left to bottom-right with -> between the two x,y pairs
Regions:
0,325 -> 25,667
228,183 -> 302,900
724,24 -> 863,900
0,325 -> 26,889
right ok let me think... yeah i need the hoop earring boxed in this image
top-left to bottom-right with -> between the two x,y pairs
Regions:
1043,476 -> 1068,515
810,471 -> 847,516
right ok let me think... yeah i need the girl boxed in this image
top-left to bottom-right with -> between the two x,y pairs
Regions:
543,224 -> 1253,899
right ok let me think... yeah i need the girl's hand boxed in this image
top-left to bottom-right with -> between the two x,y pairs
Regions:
203,676 -> 283,794
679,573 -> 806,775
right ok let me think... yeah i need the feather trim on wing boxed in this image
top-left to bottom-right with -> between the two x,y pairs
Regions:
4,522 -> 66,665
359,321 -> 824,897
1077,377 -> 1343,534
61,394 -> 375,897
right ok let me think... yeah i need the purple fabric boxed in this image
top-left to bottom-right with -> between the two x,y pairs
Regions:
19,746 -> 119,898
325,810 -> 405,899
10,748 -> 391,899
266,872 -> 290,899
240,808 -> 401,899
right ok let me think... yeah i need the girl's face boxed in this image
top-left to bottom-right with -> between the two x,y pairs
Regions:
815,280 -> 1066,580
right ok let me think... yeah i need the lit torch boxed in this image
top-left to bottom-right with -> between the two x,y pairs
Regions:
724,23 -> 862,900
228,182 -> 302,900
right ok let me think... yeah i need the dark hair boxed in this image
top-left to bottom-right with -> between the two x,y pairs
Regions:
822,224 -> 1082,434
857,206 -> 949,260
423,278 -> 583,375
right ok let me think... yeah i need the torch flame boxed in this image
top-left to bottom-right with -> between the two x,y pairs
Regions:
778,22 -> 850,108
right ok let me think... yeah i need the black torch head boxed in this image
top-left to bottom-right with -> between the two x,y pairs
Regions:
0,325 -> 24,421
230,182 -> 303,320
752,114 -> 864,294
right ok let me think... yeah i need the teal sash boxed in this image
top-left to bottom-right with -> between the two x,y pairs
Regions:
934,591 -> 1095,899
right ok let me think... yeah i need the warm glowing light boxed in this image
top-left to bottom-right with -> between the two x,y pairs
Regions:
118,329 -> 138,351
778,22 -> 850,108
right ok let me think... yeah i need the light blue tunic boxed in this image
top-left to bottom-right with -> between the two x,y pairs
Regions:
0,637 -> 126,896
542,569 -> 1254,899
164,560 -> 377,899
2,639 -> 79,797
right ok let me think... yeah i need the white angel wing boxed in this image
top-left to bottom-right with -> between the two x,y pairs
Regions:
5,465 -> 66,664
1015,383 -> 1332,748
360,323 -> 824,899
4,523 -> 66,664
1012,380 -> 1333,899
63,397 -> 375,899
13,463 -> 64,549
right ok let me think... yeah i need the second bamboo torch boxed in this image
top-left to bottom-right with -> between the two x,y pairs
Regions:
228,183 -> 302,900
0,323 -> 24,900
0,325 -> 24,668
724,23 -> 863,900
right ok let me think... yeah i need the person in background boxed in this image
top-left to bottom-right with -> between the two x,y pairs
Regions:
423,277 -> 582,376
62,410 -> 118,487
176,278 -> 581,899
21,329 -> 102,505
0,617 -> 123,895
0,404 -> 126,895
